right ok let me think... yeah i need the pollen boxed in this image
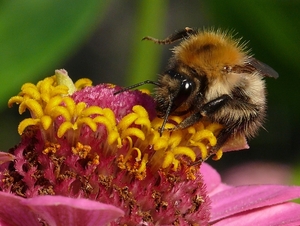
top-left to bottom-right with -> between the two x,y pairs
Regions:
8,70 -> 222,181
43,142 -> 61,154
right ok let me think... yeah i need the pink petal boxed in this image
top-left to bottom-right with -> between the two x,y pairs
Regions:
22,195 -> 124,226
0,152 -> 15,164
222,161 -> 292,185
209,185 -> 300,222
212,202 -> 300,226
0,192 -> 40,226
200,163 -> 222,193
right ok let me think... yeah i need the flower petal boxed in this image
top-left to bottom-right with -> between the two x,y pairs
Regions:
0,152 -> 15,164
212,202 -> 300,226
209,185 -> 300,222
0,192 -> 40,226
22,195 -> 124,226
200,163 -> 222,193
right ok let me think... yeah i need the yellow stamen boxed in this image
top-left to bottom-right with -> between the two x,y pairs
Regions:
74,102 -> 87,116
40,115 -> 53,131
132,105 -> 148,118
212,149 -> 223,160
162,151 -> 174,169
57,121 -> 75,138
192,130 -> 217,146
121,128 -> 145,141
117,113 -> 139,131
61,97 -> 76,115
18,118 -> 40,135
50,106 -> 72,122
22,99 -> 45,117
76,118 -> 97,132
9,71 -> 225,181
74,78 -> 93,90
20,85 -> 41,100
81,106 -> 104,117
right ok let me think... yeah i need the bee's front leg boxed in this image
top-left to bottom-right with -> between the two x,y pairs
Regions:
176,94 -> 232,130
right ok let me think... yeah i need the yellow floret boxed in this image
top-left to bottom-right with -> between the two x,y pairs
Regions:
74,78 -> 93,90
10,71 -> 223,181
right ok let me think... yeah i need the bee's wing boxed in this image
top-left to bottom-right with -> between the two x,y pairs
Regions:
247,57 -> 279,79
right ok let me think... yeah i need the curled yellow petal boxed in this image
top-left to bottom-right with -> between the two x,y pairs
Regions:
106,131 -> 120,145
118,113 -> 139,130
102,108 -> 116,125
172,146 -> 196,161
21,83 -> 38,91
193,130 -> 217,146
18,118 -> 40,135
132,147 -> 142,161
77,117 -> 97,132
137,154 -> 148,173
50,106 -> 72,122
61,97 -> 76,115
162,151 -> 174,168
57,121 -> 74,138
172,159 -> 180,171
81,106 -> 103,117
44,96 -> 63,114
93,116 -> 112,131
74,78 -> 92,90
20,86 -> 41,100
121,128 -> 145,140
74,102 -> 87,116
190,142 -> 208,160
134,117 -> 151,131
154,139 -> 168,150
51,85 -> 70,96
132,105 -> 148,118
168,130 -> 182,149
212,149 -> 223,160
8,96 -> 24,108
40,115 -> 53,130
23,99 -> 44,118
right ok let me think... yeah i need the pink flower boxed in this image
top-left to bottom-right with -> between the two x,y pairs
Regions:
0,191 -> 123,226
202,163 -> 300,225
1,70 -> 300,225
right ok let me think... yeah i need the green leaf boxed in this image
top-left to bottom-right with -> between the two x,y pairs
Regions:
0,0 -> 110,110
126,1 -> 169,88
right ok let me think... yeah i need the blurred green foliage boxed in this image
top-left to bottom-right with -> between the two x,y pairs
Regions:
1,1 -> 300,182
126,0 -> 168,88
0,0 -> 109,108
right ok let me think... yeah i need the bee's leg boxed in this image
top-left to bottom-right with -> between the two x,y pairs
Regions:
200,94 -> 231,116
177,94 -> 232,165
211,127 -> 232,152
176,94 -> 231,130
142,27 -> 196,45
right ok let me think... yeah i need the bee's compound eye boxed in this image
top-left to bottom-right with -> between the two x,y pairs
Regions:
174,79 -> 194,105
166,70 -> 195,111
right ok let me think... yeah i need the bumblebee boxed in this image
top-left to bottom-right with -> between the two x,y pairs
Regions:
116,27 -> 278,153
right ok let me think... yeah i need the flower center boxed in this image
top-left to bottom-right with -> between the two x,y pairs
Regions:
8,70 -> 223,181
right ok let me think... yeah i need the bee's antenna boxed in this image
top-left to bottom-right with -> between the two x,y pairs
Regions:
114,80 -> 160,95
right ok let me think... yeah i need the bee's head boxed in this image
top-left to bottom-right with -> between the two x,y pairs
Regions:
154,69 -> 196,118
